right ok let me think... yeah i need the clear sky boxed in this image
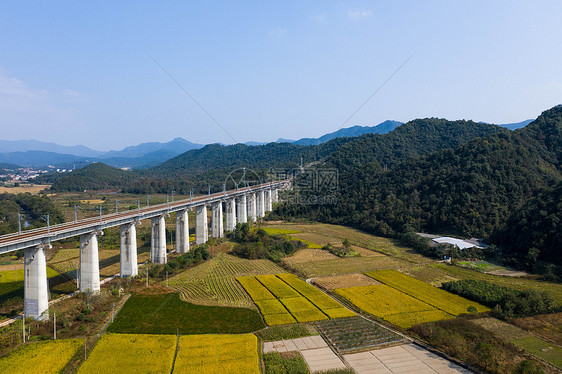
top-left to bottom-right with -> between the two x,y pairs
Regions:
1,1 -> 561,150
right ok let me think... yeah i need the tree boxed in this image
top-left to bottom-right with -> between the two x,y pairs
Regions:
342,238 -> 351,250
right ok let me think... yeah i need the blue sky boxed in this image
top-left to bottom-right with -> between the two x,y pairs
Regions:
1,1 -> 561,150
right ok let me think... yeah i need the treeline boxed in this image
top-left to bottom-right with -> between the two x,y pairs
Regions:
0,193 -> 64,235
442,279 -> 558,318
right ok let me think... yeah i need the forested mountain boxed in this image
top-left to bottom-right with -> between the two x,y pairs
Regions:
51,117 -> 503,194
50,163 -> 135,191
326,119 -> 508,171
491,181 -> 562,265
275,106 -> 562,263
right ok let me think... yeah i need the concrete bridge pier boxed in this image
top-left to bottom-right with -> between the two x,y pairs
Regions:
266,189 -> 273,211
247,192 -> 257,222
211,202 -> 224,238
195,205 -> 209,244
225,198 -> 236,231
79,231 -> 102,293
150,216 -> 167,264
120,222 -> 138,277
257,190 -> 266,218
175,209 -> 190,253
237,195 -> 247,224
24,244 -> 50,320
272,189 -> 278,203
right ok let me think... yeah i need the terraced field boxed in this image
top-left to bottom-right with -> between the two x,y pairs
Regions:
168,253 -> 285,308
238,273 -> 355,325
366,270 -> 489,315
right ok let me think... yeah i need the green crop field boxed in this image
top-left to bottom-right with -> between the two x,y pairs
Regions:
366,270 -> 489,315
107,292 -> 265,334
168,253 -> 284,308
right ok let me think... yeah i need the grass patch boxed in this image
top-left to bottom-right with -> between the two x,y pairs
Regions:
256,324 -> 318,342
263,351 -> 309,374
0,267 -> 59,305
107,293 -> 265,334
262,228 -> 301,235
284,255 -> 407,278
512,336 -> 562,368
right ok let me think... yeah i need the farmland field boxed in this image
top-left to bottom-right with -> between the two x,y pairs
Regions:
174,334 -> 260,373
335,284 -> 453,329
108,292 -> 265,334
0,338 -> 82,374
238,274 -> 355,325
78,333 -> 176,374
284,254 -> 408,278
313,273 -> 380,290
168,253 -> 284,308
366,270 -> 489,315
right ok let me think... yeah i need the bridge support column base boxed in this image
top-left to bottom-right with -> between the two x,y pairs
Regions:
195,205 -> 208,244
151,216 -> 167,264
176,210 -> 190,253
24,244 -> 50,320
120,223 -> 138,277
80,232 -> 101,293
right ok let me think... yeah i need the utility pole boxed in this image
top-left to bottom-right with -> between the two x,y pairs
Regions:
137,200 -> 140,214
166,195 -> 169,208
111,304 -> 115,323
147,195 -> 150,208
115,200 -> 119,214
166,270 -> 168,288
189,189 -> 192,203
146,268 -> 149,287
22,314 -> 25,343
171,190 -> 174,203
18,213 -> 22,234
208,185 -> 210,196
74,205 -> 78,223
98,206 -> 102,224
53,311 -> 56,340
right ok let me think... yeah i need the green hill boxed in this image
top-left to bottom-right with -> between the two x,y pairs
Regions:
50,162 -> 135,192
276,106 -> 562,246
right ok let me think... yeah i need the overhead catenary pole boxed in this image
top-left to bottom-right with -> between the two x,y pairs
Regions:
137,200 -> 140,214
74,205 -> 78,223
147,195 -> 150,208
115,200 -> 119,214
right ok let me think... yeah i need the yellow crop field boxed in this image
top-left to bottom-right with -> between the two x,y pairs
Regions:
174,334 -> 260,373
237,276 -> 276,301
239,273 -> 354,325
323,307 -> 357,319
277,273 -> 344,310
365,270 -> 489,315
255,274 -> 300,298
0,339 -> 82,374
255,299 -> 289,315
78,333 -> 176,374
336,284 -> 453,329
264,313 -> 297,325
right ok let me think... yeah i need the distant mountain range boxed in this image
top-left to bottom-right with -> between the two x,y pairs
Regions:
0,138 -> 204,169
286,120 -> 403,146
0,118 -> 536,169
